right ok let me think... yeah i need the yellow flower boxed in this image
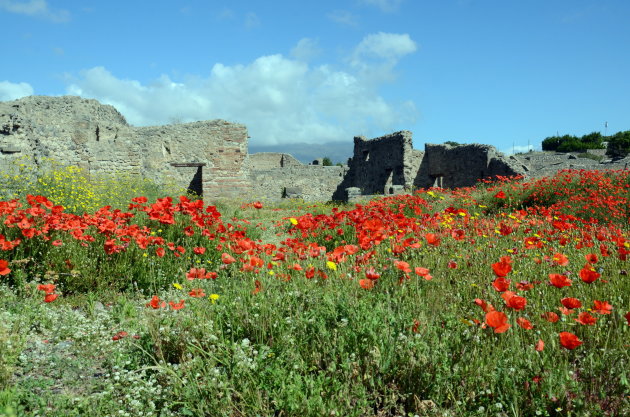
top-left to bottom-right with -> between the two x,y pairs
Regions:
173,283 -> 183,290
209,294 -> 219,303
326,261 -> 337,271
268,270 -> 275,276
289,217 -> 298,225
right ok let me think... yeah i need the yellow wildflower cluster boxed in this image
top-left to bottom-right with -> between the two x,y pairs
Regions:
0,156 -> 186,213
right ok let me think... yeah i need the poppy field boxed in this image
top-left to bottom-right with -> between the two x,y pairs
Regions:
0,168 -> 629,416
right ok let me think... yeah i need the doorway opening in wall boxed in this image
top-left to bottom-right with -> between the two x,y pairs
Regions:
432,175 -> 444,188
170,163 -> 206,198
384,168 -> 393,194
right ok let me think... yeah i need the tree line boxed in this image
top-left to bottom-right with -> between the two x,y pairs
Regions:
542,130 -> 630,158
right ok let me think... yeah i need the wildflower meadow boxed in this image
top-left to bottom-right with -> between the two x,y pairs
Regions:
0,163 -> 628,417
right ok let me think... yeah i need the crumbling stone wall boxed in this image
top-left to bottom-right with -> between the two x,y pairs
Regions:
418,143 -> 527,188
339,132 -> 528,199
248,152 -> 301,170
0,96 -> 250,200
3,95 -> 626,205
513,151 -> 630,178
343,131 -> 418,195
250,164 -> 346,201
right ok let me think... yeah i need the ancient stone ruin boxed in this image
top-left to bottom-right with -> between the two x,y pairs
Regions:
333,131 -> 527,200
1,95 -> 627,203
0,95 -> 250,199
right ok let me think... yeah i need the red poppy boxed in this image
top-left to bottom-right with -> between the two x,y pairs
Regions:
561,297 -> 582,309
189,288 -> 206,298
592,300 -> 612,314
524,236 -> 544,249
44,293 -> 58,303
221,253 -> 236,265
585,253 -> 598,263
253,201 -> 263,209
451,229 -> 465,241
169,300 -> 185,310
485,311 -> 510,333
252,280 -> 262,294
535,339 -> 544,351
549,273 -> 572,288
505,293 -> 527,311
579,264 -> 600,284
447,260 -> 458,269
155,247 -> 165,258
492,257 -> 512,278
365,267 -> 380,281
112,331 -> 128,341
411,319 -> 420,333
0,259 -> 10,276
517,317 -> 534,330
625,312 -> 630,326
552,253 -> 569,266
394,260 -> 411,273
37,284 -> 56,294
516,281 -> 534,291
305,266 -> 315,279
146,295 -> 166,309
541,312 -> 560,323
425,233 -> 441,246
414,267 -> 432,280
52,239 -> 63,246
289,263 -> 303,271
193,247 -> 206,255
575,312 -> 597,325
359,279 -> 374,290
492,277 -> 511,292
474,298 -> 494,313
559,332 -> 583,350
494,191 -> 507,199
186,267 -> 207,280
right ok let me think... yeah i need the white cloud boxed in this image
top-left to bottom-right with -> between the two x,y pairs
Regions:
0,80 -> 34,101
290,38 -> 321,62
359,0 -> 403,12
244,11 -> 260,28
216,7 -> 233,20
327,9 -> 359,27
352,32 -> 417,63
0,0 -> 70,22
349,32 -> 417,82
65,35 -> 418,147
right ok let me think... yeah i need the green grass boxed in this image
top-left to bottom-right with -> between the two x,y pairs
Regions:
0,164 -> 628,416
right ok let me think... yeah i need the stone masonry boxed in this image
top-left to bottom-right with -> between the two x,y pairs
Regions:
1,95 -> 627,204
335,132 -> 527,200
0,95 -> 250,199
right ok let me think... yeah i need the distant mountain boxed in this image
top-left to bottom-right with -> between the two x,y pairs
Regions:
248,141 -> 354,165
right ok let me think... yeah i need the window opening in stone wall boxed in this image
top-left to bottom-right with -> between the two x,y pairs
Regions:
362,150 -> 370,161
170,163 -> 206,198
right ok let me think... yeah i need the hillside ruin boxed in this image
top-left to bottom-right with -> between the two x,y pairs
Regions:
1,96 -> 628,202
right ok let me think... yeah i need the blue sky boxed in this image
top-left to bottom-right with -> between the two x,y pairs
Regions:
1,0 -> 629,160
